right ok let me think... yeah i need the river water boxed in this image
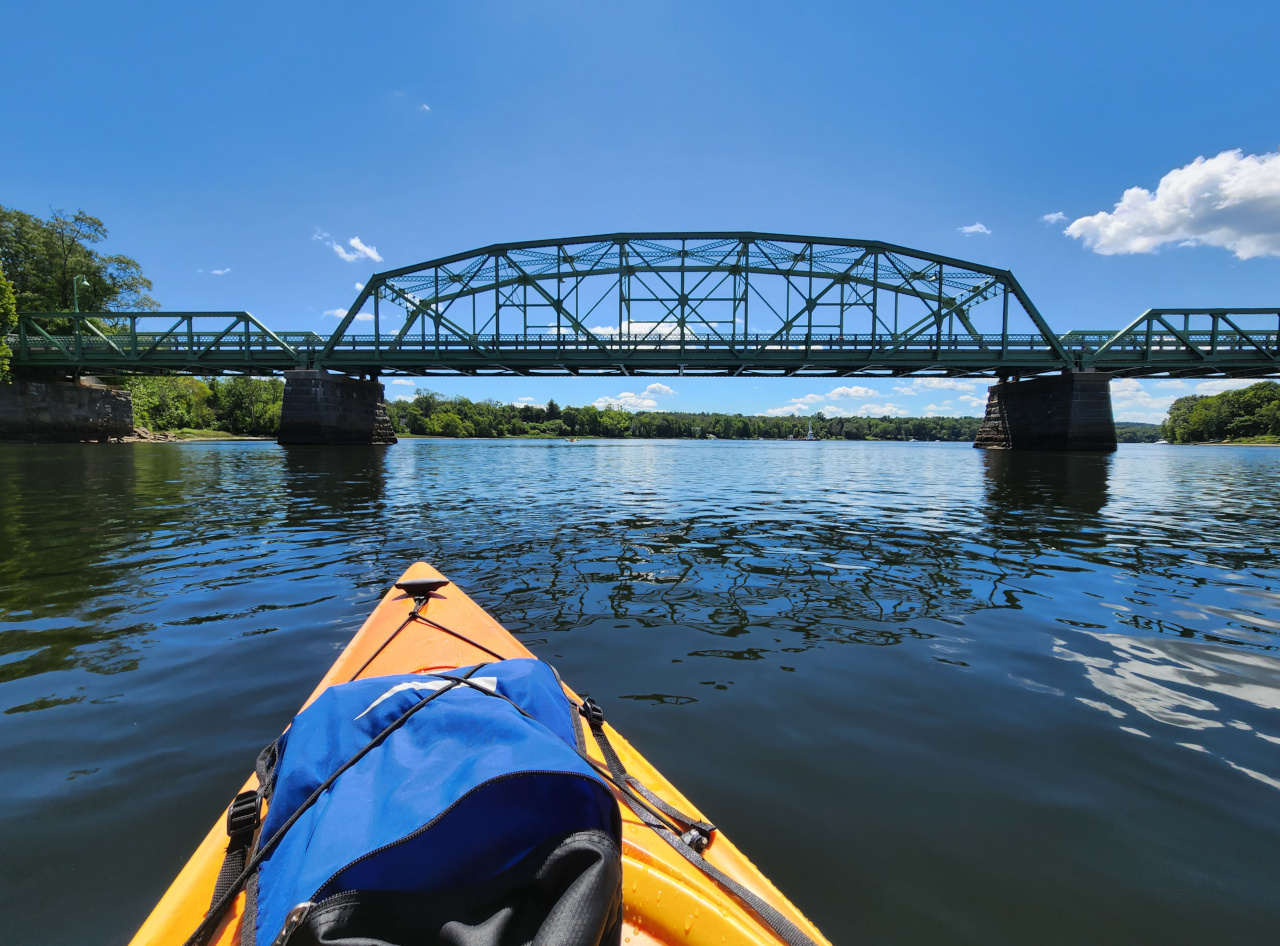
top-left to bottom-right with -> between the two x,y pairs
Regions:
1,440 -> 1278,945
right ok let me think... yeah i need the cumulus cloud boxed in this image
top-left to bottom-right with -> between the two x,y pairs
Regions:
856,403 -> 909,417
354,313 -> 374,322
1195,378 -> 1259,395
331,237 -> 384,263
323,308 -> 348,318
355,282 -> 365,291
1042,212 -> 1067,224
211,267 -> 231,275
959,222 -> 991,235
765,384 -> 881,416
1108,377 -> 1178,423
1154,379 -> 1187,389
390,378 -> 415,385
959,394 -> 987,410
894,378 -> 980,396
1065,148 -> 1280,259
593,382 -> 674,411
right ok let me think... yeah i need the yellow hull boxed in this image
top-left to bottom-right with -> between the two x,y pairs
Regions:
129,562 -> 830,946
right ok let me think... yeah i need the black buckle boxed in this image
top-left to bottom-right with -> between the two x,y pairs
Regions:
578,697 -> 605,728
227,789 -> 260,839
681,826 -> 713,853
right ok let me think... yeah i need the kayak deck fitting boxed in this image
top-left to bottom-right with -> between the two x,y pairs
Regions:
129,562 -> 831,946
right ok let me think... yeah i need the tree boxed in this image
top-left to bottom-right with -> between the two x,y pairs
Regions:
122,376 -> 214,430
0,263 -> 15,381
208,377 -> 284,435
545,398 -> 562,420
0,205 -> 158,316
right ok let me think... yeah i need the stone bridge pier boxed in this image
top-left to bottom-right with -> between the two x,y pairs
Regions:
0,372 -> 134,441
974,370 -> 1116,452
277,370 -> 397,446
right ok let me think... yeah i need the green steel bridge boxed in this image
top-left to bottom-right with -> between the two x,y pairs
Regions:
9,233 -> 1279,379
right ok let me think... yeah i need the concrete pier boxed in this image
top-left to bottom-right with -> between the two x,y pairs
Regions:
974,371 -> 1116,452
277,370 -> 397,446
0,375 -> 134,442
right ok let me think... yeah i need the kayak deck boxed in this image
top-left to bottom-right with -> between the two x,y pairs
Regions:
129,562 -> 830,946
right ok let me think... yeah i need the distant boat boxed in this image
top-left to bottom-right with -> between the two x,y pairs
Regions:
706,433 -> 718,440
805,421 -> 817,441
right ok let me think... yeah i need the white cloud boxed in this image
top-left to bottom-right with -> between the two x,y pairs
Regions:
328,236 -> 384,263
587,325 -> 617,335
1109,377 -> 1177,419
419,104 -> 431,112
959,394 -> 987,409
1154,379 -> 1187,389
595,392 -> 658,410
323,308 -> 347,318
765,384 -> 882,417
390,378 -> 414,385
592,382 -> 674,412
355,282 -> 365,291
312,228 -> 330,241
354,313 -> 374,322
1195,378 -> 1258,395
915,378 -> 979,392
1065,148 -> 1280,259
893,378 -> 980,396
826,385 -> 879,399
959,222 -> 991,235
515,396 -> 538,404
211,267 -> 231,275
1042,212 -> 1067,224
857,403 -> 909,417
1116,410 -> 1168,424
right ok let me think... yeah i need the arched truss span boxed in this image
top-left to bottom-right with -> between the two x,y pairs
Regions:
321,232 -> 1072,377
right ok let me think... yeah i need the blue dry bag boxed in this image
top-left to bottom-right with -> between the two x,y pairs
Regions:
239,659 -> 622,946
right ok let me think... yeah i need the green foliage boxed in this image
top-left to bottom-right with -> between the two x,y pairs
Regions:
0,205 -> 158,317
208,377 -> 284,435
1161,382 -> 1280,443
108,375 -> 283,435
121,376 -> 215,430
383,389 -> 988,441
1114,422 -> 1162,443
0,262 -> 16,381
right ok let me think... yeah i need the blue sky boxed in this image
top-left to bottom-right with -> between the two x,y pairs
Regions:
4,1 -> 1278,422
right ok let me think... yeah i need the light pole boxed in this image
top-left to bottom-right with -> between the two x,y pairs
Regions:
72,275 -> 91,313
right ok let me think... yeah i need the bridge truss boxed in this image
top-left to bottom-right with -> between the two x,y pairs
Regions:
7,234 -> 1279,379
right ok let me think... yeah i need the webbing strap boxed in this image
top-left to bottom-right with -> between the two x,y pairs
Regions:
577,698 -> 819,946
208,790 -> 261,908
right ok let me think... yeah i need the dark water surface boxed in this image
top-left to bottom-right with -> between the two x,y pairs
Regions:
2,440 -> 1279,945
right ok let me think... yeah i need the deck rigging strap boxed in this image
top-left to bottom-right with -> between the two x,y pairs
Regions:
577,697 -> 821,946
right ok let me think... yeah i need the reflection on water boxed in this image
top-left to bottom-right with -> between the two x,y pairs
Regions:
1,440 -> 1279,946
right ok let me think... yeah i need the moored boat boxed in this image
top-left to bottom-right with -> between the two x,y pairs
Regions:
129,562 -> 830,946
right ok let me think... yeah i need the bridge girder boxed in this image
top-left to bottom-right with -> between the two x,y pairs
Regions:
7,233 -> 1279,380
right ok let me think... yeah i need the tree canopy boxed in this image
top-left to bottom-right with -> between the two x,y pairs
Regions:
0,205 -> 158,314
0,263 -> 16,381
1162,381 -> 1280,443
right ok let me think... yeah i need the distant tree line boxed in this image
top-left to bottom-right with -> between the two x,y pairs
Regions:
384,391 -> 987,440
1161,381 -> 1280,443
